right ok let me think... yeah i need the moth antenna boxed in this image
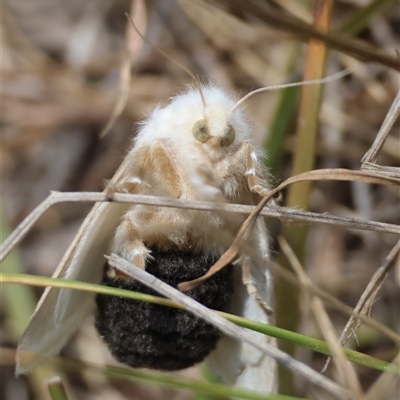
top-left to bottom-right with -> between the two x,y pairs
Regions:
125,12 -> 207,109
230,66 -> 355,113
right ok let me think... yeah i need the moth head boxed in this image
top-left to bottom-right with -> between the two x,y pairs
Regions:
192,118 -> 235,147
187,85 -> 252,154
123,16 -> 254,151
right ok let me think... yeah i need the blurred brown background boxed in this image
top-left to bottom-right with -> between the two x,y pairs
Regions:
1,0 -> 399,399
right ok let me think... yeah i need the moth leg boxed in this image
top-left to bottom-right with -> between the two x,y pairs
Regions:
190,163 -> 225,202
105,177 -> 144,197
112,218 -> 150,271
104,145 -> 151,197
150,140 -> 182,197
241,257 -> 274,316
109,140 -> 183,269
243,143 -> 272,197
152,139 -> 224,202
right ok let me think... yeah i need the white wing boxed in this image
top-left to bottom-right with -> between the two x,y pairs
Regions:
206,218 -> 277,393
16,201 -> 126,374
15,145 -> 144,374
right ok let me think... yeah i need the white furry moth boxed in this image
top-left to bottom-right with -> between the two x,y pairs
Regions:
15,81 -> 277,391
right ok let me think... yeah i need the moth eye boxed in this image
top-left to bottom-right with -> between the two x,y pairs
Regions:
192,119 -> 210,143
221,123 -> 235,147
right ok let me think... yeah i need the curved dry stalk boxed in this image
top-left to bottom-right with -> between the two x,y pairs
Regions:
274,168 -> 400,187
179,168 -> 400,291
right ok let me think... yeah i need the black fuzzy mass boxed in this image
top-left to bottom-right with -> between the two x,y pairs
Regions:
95,248 -> 233,371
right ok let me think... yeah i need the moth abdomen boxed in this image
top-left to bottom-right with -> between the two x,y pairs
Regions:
95,248 -> 233,371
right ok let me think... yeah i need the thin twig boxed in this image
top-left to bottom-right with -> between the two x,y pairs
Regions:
361,163 -> 400,179
268,260 -> 400,345
1,189 -> 398,263
361,90 -> 400,165
323,239 -> 400,372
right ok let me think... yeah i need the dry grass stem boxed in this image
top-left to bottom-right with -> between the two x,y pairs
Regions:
206,0 -> 400,70
3,184 -> 398,265
322,239 -> 400,373
364,352 -> 400,400
268,260 -> 400,345
278,236 -> 363,398
362,90 -> 400,166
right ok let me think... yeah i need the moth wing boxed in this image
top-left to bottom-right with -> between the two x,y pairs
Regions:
16,201 -> 126,374
206,218 -> 277,393
16,146 -> 145,374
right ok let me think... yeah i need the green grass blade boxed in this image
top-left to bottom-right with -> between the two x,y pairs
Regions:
47,377 -> 70,400
338,0 -> 396,36
58,358 -> 307,400
2,273 -> 398,375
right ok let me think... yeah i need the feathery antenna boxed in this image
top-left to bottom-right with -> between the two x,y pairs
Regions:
230,67 -> 354,113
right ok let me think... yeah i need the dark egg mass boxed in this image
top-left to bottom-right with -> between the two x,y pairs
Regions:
95,248 -> 233,371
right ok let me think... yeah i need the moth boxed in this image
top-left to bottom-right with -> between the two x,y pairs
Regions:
14,80 -> 277,390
